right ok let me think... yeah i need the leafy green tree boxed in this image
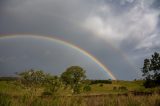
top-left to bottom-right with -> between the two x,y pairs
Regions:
18,69 -> 62,96
61,66 -> 86,94
17,69 -> 46,96
18,69 -> 46,87
44,74 -> 61,94
142,52 -> 160,87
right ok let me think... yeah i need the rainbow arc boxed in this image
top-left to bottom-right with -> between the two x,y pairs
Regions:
0,35 -> 117,80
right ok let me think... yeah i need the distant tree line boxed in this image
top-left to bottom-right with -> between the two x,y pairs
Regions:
0,77 -> 18,81
89,80 -> 112,84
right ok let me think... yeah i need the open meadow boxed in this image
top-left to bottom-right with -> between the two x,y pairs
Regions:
0,79 -> 160,106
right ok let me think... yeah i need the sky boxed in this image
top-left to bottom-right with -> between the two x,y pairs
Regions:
0,0 -> 160,80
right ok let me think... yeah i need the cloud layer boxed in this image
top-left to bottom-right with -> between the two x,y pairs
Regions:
0,0 -> 160,80
84,0 -> 159,50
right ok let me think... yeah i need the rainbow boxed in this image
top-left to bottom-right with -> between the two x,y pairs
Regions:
0,35 -> 117,80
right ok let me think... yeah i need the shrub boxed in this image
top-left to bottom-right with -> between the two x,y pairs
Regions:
113,86 -> 117,90
143,79 -> 157,88
83,85 -> 91,92
118,86 -> 128,91
99,83 -> 103,87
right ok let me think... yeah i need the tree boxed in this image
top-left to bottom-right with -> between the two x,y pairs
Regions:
18,69 -> 62,96
141,52 -> 160,87
61,66 -> 86,94
17,69 -> 46,96
44,74 -> 61,94
18,69 -> 46,87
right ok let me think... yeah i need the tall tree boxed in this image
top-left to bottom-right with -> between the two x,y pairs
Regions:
61,66 -> 86,94
141,52 -> 160,87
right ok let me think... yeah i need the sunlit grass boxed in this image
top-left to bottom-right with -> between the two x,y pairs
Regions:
0,80 -> 160,106
1,92 -> 160,106
89,80 -> 145,94
0,81 -> 25,95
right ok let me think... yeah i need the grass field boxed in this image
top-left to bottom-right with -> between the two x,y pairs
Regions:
89,80 -> 144,94
0,80 -> 160,106
0,80 -> 145,95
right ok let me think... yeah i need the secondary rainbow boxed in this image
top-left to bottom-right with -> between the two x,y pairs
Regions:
0,35 -> 117,80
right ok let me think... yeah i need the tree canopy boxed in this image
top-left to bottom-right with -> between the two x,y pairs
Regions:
17,66 -> 90,95
141,52 -> 160,87
61,66 -> 86,94
18,69 -> 46,87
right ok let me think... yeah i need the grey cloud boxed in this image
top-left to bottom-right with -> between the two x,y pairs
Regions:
83,0 -> 160,64
151,0 -> 160,9
0,0 -> 159,80
0,36 -> 111,79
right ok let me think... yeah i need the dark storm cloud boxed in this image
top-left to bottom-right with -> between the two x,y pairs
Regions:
0,0 -> 159,80
151,0 -> 160,9
0,37 -> 111,79
0,0 -> 9,7
0,0 -> 93,40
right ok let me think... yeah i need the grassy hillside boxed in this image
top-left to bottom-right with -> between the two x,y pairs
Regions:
0,80 -> 159,95
0,79 -> 160,106
89,80 -> 144,94
0,80 -> 139,94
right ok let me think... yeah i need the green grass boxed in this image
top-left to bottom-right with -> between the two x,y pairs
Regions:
0,80 -> 158,95
0,80 -> 160,106
0,81 -> 43,96
88,80 -> 145,94
0,92 -> 160,106
0,80 -> 153,95
0,81 -> 25,95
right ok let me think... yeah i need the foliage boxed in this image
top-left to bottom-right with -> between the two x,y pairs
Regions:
1,79 -> 160,106
99,83 -> 103,87
83,85 -> 91,92
0,77 -> 18,81
18,69 -> 63,95
61,66 -> 86,94
90,80 -> 112,84
113,86 -> 117,91
142,52 -> 160,88
2,64 -> 160,105
18,69 -> 46,87
118,86 -> 128,91
44,75 -> 61,94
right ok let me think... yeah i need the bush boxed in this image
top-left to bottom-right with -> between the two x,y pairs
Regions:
83,85 -> 91,92
0,77 -> 18,81
118,86 -> 128,91
143,79 -> 159,88
99,83 -> 103,87
113,87 -> 117,90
